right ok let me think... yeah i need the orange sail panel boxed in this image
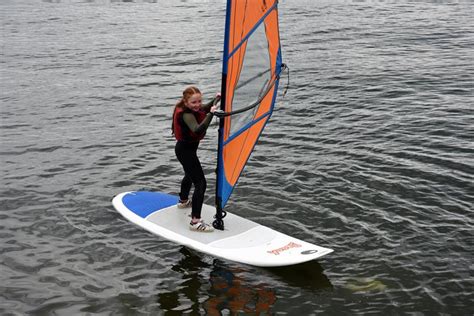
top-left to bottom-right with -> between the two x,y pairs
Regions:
216,0 -> 284,210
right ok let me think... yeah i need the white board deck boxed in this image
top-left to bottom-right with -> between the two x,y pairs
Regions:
112,191 -> 333,267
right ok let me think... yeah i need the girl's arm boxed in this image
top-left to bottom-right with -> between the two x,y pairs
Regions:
182,112 -> 214,134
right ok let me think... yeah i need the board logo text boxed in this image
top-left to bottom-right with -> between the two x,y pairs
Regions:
267,242 -> 302,255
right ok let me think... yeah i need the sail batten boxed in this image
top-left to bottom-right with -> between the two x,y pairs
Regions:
228,2 -> 279,59
215,0 -> 283,223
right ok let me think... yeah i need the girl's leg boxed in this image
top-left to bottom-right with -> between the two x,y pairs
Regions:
180,150 -> 206,219
179,172 -> 192,202
175,142 -> 206,218
189,167 -> 206,219
176,144 -> 213,232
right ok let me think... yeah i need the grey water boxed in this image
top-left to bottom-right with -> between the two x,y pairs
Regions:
1,0 -> 473,314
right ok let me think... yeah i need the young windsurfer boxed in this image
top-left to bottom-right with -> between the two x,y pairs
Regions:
172,86 -> 220,232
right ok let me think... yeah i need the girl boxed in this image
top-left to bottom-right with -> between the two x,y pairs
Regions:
172,86 -> 220,232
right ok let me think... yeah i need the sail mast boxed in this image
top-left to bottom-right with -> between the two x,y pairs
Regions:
213,0 -> 232,230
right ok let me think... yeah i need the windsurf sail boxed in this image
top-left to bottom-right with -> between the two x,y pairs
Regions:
213,0 -> 285,230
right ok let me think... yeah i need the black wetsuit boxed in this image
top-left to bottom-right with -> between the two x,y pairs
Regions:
173,99 -> 217,219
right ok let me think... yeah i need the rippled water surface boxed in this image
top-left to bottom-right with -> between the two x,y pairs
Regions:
1,0 -> 473,314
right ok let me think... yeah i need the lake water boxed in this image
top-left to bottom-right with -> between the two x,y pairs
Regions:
1,0 -> 473,314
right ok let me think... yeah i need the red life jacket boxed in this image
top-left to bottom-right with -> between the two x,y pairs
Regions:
172,106 -> 207,142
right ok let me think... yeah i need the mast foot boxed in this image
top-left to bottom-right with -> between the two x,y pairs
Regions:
212,219 -> 225,231
213,209 -> 227,230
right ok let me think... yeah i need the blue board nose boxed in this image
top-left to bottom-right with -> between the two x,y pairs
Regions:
122,191 -> 178,218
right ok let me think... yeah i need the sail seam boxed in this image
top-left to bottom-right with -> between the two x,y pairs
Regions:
223,111 -> 271,146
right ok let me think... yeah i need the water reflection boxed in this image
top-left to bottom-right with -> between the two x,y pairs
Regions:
268,260 -> 333,292
157,247 -> 276,314
204,264 -> 276,315
157,248 -> 209,314
158,247 -> 332,314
